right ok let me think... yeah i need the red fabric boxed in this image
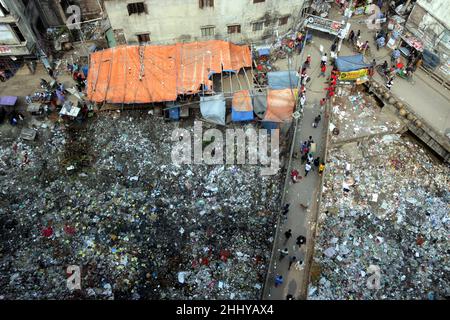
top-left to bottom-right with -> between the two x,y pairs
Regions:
42,226 -> 53,237
321,65 -> 326,72
220,249 -> 230,262
64,225 -> 76,235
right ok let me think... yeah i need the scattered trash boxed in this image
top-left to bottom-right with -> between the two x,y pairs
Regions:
0,111 -> 281,299
310,134 -> 449,300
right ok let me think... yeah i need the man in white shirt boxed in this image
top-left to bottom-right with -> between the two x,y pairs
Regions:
321,53 -> 328,66
300,94 -> 306,108
305,162 -> 312,176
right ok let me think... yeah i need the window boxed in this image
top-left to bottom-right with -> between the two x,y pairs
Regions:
127,2 -> 147,15
201,26 -> 215,37
0,24 -> 15,44
279,16 -> 289,26
227,25 -> 241,34
137,33 -> 150,43
11,24 -> 26,42
199,0 -> 214,8
253,0 -> 265,3
0,0 -> 10,16
252,22 -> 264,32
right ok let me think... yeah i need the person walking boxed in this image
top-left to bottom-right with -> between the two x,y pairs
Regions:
307,152 -> 314,164
391,49 -> 400,64
307,136 -> 314,147
284,229 -> 292,244
47,67 -> 55,79
279,248 -> 289,261
303,55 -> 311,69
294,259 -> 304,271
386,77 -> 393,90
376,35 -> 385,50
282,203 -> 290,215
296,235 -> 306,246
302,144 -> 309,156
319,162 -> 325,175
300,72 -> 308,85
361,41 -> 370,55
305,162 -> 312,177
314,156 -> 320,168
275,275 -> 283,287
320,53 -> 328,66
291,169 -> 299,183
300,141 -> 307,153
348,30 -> 355,44
288,256 -> 297,270
319,64 -> 326,78
313,114 -> 321,127
300,94 -> 306,108
331,40 -> 337,54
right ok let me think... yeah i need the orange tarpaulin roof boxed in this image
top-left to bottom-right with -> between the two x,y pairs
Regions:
232,90 -> 253,112
87,40 -> 251,104
263,89 -> 298,122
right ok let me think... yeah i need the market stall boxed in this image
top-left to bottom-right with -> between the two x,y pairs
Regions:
335,54 -> 370,84
386,15 -> 405,50
398,35 -> 423,58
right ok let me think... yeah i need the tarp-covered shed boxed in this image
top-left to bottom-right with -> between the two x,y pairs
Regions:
200,94 -> 226,125
263,89 -> 297,122
268,71 -> 299,90
87,40 -> 252,104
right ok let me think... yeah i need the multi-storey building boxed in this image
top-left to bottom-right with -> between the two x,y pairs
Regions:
103,0 -> 307,45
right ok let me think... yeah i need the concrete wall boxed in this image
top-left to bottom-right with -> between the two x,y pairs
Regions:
0,0 -> 37,56
416,0 -> 450,30
104,0 -> 305,45
407,0 -> 450,49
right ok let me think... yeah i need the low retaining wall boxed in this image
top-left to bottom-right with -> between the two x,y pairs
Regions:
366,80 -> 450,163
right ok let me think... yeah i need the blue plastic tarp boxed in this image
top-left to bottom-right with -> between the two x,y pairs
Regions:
335,54 -> 370,72
232,108 -> 254,122
169,107 -> 180,120
82,65 -> 89,78
261,121 -> 278,130
258,48 -> 270,56
268,71 -> 299,90
231,90 -> 254,122
166,101 -> 180,120
200,94 -> 226,125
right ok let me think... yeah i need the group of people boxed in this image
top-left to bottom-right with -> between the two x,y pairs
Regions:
298,55 -> 313,108
348,29 -> 370,55
375,29 -> 386,51
380,48 -> 423,90
274,227 -> 306,287
67,62 -> 86,92
290,136 -> 325,181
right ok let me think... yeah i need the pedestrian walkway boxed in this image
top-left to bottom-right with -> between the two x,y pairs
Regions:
263,42 -> 330,300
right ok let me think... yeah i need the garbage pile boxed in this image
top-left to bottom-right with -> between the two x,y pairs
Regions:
0,111 -> 282,299
331,87 -> 403,143
309,134 -> 449,299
